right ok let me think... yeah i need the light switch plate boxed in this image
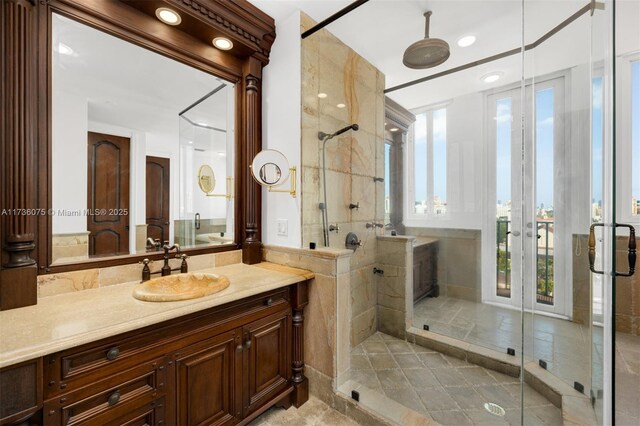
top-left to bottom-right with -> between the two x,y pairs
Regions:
277,219 -> 288,237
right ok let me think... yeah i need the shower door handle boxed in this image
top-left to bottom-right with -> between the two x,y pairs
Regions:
615,224 -> 636,277
588,223 -> 604,275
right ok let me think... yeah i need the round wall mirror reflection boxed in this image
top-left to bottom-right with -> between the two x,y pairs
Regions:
198,165 -> 216,194
251,149 -> 289,186
259,163 -> 282,185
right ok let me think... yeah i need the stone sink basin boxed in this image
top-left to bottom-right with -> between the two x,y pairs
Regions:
132,273 -> 230,302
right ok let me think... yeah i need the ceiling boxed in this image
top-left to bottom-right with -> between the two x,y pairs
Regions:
250,0 -> 638,109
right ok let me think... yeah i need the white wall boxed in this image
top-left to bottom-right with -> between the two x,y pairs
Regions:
261,11 -> 302,247
52,89 -> 88,234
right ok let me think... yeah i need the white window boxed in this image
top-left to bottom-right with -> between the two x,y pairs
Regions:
617,55 -> 640,222
409,108 -> 447,216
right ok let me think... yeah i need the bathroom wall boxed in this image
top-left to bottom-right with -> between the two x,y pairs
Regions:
615,235 -> 640,335
261,10 -> 302,248
300,13 -> 386,347
375,236 -> 414,339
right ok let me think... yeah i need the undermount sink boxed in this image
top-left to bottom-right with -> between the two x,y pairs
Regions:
132,273 -> 230,302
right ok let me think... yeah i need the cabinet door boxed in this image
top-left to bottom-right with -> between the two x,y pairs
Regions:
243,311 -> 291,416
175,329 -> 241,426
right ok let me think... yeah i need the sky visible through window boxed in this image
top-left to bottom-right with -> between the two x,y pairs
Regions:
413,110 -> 446,209
535,88 -> 554,211
592,77 -> 603,208
433,109 -> 447,202
496,98 -> 512,207
414,113 -> 427,203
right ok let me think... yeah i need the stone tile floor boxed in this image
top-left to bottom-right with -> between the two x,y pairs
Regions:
349,332 -> 562,425
413,296 -> 594,391
247,395 -> 359,426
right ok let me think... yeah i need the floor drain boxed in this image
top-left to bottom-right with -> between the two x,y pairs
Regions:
483,402 -> 506,417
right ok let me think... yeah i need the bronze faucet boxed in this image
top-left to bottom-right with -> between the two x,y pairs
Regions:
139,242 -> 188,282
161,242 -> 180,276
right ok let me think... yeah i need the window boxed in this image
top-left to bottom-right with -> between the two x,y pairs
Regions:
411,108 -> 447,215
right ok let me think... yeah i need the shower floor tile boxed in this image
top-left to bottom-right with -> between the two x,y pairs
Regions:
349,332 -> 561,425
413,296 -> 592,389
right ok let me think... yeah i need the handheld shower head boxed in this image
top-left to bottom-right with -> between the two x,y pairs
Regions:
318,123 -> 359,141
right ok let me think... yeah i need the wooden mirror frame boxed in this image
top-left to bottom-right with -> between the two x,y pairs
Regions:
0,0 -> 275,309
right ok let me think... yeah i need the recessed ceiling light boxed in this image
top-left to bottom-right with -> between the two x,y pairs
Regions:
57,42 -> 74,56
155,8 -> 181,25
188,141 -> 193,144
482,72 -> 503,83
390,127 -> 399,132
217,151 -> 226,157
197,121 -> 208,126
336,103 -> 346,108
317,93 -> 328,99
212,37 -> 233,50
457,35 -> 476,48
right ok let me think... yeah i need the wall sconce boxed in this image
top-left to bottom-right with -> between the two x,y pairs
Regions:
250,149 -> 296,198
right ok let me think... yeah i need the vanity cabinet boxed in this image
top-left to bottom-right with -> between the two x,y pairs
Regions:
1,281 -> 308,426
413,240 -> 439,302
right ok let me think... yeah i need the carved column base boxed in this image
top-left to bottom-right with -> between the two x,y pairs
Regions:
290,281 -> 309,407
0,264 -> 37,310
242,240 -> 262,265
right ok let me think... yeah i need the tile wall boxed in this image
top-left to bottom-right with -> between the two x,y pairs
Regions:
300,13 -> 386,347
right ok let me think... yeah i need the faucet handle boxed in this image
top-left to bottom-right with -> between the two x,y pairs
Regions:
176,253 -> 188,260
139,258 -> 153,265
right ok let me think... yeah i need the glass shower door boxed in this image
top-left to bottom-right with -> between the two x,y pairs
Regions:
523,0 -> 615,423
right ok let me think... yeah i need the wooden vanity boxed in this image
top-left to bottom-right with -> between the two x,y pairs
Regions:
0,263 -> 311,425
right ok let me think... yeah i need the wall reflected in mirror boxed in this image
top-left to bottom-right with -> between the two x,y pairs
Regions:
51,13 -> 235,265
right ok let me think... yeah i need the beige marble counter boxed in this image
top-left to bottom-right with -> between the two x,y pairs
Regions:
0,262 -> 314,369
413,237 -> 439,247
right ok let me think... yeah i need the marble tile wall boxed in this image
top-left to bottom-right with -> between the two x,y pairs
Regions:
615,235 -> 640,335
51,232 -> 89,264
300,13 -> 386,349
37,250 -> 242,298
405,227 -> 481,302
262,245 -> 352,383
375,236 -> 414,340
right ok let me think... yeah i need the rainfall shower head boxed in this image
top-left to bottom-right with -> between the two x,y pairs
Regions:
318,123 -> 359,141
403,11 -> 450,69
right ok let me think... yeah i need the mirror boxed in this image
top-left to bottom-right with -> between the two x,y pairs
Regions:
198,165 -> 216,194
260,164 -> 282,185
251,150 -> 289,186
51,13 -> 235,264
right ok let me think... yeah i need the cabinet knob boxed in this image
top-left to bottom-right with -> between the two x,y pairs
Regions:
265,297 -> 273,306
108,390 -> 120,406
245,338 -> 252,350
106,347 -> 120,361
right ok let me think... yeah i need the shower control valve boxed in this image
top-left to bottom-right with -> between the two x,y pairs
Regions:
329,224 -> 340,233
349,202 -> 360,210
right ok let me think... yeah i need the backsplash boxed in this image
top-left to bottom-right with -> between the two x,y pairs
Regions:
37,250 -> 242,298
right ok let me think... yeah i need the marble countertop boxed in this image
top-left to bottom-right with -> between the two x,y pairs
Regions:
0,262 -> 314,369
413,237 -> 439,247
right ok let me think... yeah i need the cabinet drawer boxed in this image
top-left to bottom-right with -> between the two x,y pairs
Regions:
104,397 -> 165,426
44,358 -> 165,425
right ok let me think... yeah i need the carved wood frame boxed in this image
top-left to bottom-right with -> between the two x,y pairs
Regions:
0,0 -> 274,309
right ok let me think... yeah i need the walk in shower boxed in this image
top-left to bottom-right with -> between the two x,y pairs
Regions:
302,0 -> 637,424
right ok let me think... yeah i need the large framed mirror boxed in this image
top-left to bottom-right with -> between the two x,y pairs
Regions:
49,13 -> 236,265
19,0 -> 276,277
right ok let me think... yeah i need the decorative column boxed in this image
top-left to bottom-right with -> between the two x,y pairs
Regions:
0,0 -> 38,310
242,58 -> 262,264
290,281 -> 309,407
